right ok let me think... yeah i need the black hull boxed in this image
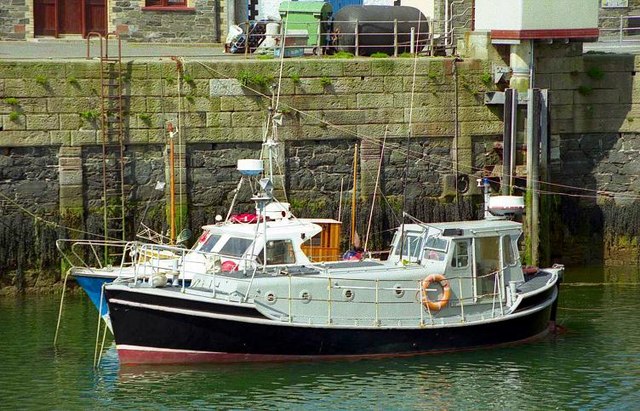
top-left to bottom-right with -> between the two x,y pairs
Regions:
106,286 -> 558,364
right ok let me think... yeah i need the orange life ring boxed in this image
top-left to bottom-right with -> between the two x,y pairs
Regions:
421,274 -> 451,311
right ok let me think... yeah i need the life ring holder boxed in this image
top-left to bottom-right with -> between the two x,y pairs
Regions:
420,274 -> 451,312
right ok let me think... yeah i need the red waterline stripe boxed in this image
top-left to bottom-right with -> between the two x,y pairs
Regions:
117,325 -> 553,365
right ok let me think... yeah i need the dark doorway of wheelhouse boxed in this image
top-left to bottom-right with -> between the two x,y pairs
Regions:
34,0 -> 106,37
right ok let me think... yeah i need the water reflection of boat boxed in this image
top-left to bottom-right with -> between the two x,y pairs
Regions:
105,175 -> 563,364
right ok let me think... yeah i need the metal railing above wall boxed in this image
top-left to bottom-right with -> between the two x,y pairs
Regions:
599,16 -> 640,43
227,18 -> 453,57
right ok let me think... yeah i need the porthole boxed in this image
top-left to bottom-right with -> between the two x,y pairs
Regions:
343,289 -> 355,301
394,284 -> 405,298
265,291 -> 277,305
300,290 -> 312,304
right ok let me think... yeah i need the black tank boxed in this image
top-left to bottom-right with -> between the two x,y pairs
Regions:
332,5 -> 429,56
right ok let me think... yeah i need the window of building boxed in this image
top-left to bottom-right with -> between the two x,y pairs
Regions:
145,0 -> 187,7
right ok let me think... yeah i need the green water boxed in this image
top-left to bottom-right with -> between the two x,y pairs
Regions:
1,266 -> 639,410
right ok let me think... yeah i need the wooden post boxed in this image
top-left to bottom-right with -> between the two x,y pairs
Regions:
393,19 -> 398,57
350,143 -> 358,247
526,89 -> 541,266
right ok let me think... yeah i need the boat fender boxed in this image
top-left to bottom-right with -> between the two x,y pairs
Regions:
420,274 -> 451,311
221,260 -> 239,272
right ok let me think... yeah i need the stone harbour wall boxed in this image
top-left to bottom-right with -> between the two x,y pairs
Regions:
3,50 -> 640,288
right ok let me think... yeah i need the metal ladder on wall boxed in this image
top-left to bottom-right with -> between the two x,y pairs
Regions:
87,32 -> 127,251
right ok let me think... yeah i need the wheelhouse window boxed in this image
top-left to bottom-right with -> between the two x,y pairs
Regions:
146,0 -> 187,7
393,233 -> 423,259
256,240 -> 296,265
451,240 -> 469,268
502,235 -> 516,266
474,236 -> 500,297
198,234 -> 221,253
424,234 -> 448,261
219,237 -> 253,258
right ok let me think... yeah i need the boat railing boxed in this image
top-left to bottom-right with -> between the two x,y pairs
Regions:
253,269 -> 510,327
56,239 -> 135,274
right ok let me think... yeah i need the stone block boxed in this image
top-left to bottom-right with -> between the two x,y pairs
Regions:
59,169 -> 83,186
364,108 -> 405,124
59,185 -> 84,205
182,111 -> 208,128
65,62 -> 103,79
318,109 -> 367,125
0,130 -> 49,147
357,123 -> 410,139
10,98 -> 48,113
27,114 -> 59,130
47,97 -> 99,113
70,130 -> 98,145
58,114 -> 82,130
291,79 -> 325,95
341,60 -> 372,76
1,114 -> 26,130
206,112 -> 231,128
411,121 -> 456,137
305,125 -> 360,140
384,76 -> 404,92
574,89 -> 624,105
550,73 -> 582,90
585,54 -> 635,73
50,131 -> 72,145
357,93 -> 395,109
231,111 -> 266,127
536,56 -> 584,74
0,62 -> 66,79
188,96 -> 220,112
405,107 -> 455,123
549,90 -> 574,106
129,80 -> 163,96
293,61 -> 344,77
147,63 -> 181,81
460,121 -> 502,136
332,77 -> 384,93
220,95 -> 269,112
210,78 -> 244,96
550,105 -> 575,121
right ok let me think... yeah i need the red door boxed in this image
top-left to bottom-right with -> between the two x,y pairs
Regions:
58,0 -> 83,34
34,0 -> 106,37
34,0 -> 57,36
85,0 -> 107,36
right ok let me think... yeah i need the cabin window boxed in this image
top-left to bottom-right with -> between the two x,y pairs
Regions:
474,236 -> 500,297
258,240 -> 295,265
502,235 -> 516,266
199,234 -> 221,253
219,237 -> 253,258
393,233 -> 422,259
451,240 -> 469,268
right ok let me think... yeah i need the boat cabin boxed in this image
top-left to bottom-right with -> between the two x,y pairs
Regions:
300,218 -> 342,262
388,219 -> 525,306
